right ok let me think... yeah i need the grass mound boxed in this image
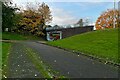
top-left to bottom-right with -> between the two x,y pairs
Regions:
48,28 -> 119,63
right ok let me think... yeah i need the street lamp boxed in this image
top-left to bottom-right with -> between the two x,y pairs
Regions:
113,0 -> 116,28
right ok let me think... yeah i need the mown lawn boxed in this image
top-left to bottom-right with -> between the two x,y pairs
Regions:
2,32 -> 44,40
2,42 -> 11,66
48,28 -> 119,64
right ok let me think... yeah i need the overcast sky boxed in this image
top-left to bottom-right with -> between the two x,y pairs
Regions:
12,0 -> 119,25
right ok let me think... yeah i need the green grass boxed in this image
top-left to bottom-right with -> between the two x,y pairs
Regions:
2,42 -> 11,66
2,32 -> 44,40
0,42 -> 2,78
24,46 -> 66,78
0,32 -> 2,39
48,28 -> 119,64
2,42 -> 12,78
25,47 -> 52,78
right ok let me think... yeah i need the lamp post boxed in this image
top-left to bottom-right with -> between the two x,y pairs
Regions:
113,0 -> 116,28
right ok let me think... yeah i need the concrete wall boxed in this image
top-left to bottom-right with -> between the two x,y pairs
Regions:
61,26 -> 93,38
46,26 -> 94,39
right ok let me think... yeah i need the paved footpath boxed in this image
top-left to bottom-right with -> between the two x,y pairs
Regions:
7,43 -> 42,78
22,41 -> 118,78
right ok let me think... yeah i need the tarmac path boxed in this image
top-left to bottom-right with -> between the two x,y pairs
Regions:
23,41 -> 118,78
7,42 -> 42,78
6,41 -> 118,78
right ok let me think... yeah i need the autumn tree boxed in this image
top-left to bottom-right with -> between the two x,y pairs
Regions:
12,12 -> 23,30
16,2 -> 52,36
17,9 -> 44,35
95,9 -> 119,30
38,2 -> 52,30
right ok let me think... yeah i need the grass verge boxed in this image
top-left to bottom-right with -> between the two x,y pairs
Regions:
0,42 -> 2,78
25,47 -> 51,78
48,28 -> 119,64
2,42 -> 12,78
2,42 -> 11,66
2,32 -> 44,40
24,46 -> 66,78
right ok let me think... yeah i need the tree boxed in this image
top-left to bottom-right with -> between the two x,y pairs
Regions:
12,12 -> 23,31
38,2 -> 52,30
18,9 -> 43,35
2,1 -> 19,32
13,2 -> 52,36
84,18 -> 91,26
95,9 -> 119,30
76,19 -> 83,27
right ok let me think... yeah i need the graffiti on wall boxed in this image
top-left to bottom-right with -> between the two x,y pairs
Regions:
47,31 -> 62,41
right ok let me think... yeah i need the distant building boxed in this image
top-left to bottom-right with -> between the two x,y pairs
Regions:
46,26 -> 94,41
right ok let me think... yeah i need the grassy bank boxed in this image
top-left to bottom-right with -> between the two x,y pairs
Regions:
48,28 -> 119,64
2,32 -> 44,40
2,42 -> 11,66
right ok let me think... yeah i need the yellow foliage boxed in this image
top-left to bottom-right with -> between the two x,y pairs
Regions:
18,9 -> 43,34
95,9 -> 119,30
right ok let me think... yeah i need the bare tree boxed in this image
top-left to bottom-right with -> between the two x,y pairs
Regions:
76,19 -> 83,27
